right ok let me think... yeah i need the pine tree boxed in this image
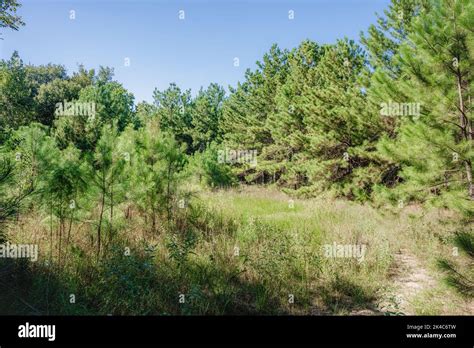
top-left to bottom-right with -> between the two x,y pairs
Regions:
437,231 -> 474,297
361,0 -> 431,73
374,0 -> 474,215
190,142 -> 236,188
221,44 -> 290,183
264,40 -> 322,188
153,83 -> 194,153
43,145 -> 86,267
11,125 -> 88,266
0,154 -> 33,241
129,120 -> 187,233
191,83 -> 226,152
299,39 -> 387,199
90,123 -> 128,257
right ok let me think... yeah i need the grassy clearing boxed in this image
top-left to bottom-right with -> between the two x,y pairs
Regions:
0,186 -> 471,315
199,186 -> 472,315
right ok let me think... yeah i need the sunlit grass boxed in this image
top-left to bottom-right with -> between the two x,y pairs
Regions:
1,186 -> 470,315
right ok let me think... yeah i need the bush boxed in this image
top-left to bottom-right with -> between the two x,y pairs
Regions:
190,143 -> 236,189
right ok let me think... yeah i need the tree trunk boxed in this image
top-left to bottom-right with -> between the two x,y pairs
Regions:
58,218 -> 63,268
97,170 -> 106,258
456,64 -> 474,199
109,180 -> 114,245
65,211 -> 74,265
167,164 -> 172,226
97,191 -> 105,258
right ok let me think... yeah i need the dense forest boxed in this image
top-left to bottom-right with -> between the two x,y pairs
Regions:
0,0 -> 472,315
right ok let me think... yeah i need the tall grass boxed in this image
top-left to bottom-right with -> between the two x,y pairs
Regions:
0,186 -> 471,315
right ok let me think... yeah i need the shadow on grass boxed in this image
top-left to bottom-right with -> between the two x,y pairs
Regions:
316,275 -> 382,315
0,243 -> 382,315
0,258 -> 65,315
0,247 -> 291,315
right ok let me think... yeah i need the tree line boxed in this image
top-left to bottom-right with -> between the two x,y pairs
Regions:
0,0 -> 473,256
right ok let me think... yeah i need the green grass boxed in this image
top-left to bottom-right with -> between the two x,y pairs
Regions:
0,186 -> 471,315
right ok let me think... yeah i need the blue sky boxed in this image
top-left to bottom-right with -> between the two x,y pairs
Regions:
1,0 -> 390,103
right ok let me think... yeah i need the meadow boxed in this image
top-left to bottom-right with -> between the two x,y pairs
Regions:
1,185 -> 471,315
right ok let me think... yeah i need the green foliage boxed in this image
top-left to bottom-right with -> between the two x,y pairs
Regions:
298,40 -> 389,199
0,0 -> 24,37
220,39 -> 390,199
6,124 -> 88,264
0,153 -> 32,241
437,231 -> 474,297
1,0 -> 473,317
166,231 -> 197,266
264,40 -> 323,188
39,145 -> 87,223
190,143 -> 236,188
153,83 -> 194,153
150,82 -> 226,154
0,52 -> 34,142
126,120 -> 188,232
6,123 -> 57,193
190,83 -> 226,152
221,44 -> 289,182
34,79 -> 82,127
88,123 -> 129,255
25,64 -> 68,94
80,78 -> 136,130
70,64 -> 95,89
373,0 -> 474,215
54,70 -> 136,151
360,0 -> 431,72
135,101 -> 158,127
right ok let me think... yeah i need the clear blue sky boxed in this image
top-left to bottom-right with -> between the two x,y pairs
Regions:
1,0 -> 390,103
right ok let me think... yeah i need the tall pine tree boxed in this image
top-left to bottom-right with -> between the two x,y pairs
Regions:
374,0 -> 474,215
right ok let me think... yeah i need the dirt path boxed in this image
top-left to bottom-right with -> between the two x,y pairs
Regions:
377,249 -> 437,315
